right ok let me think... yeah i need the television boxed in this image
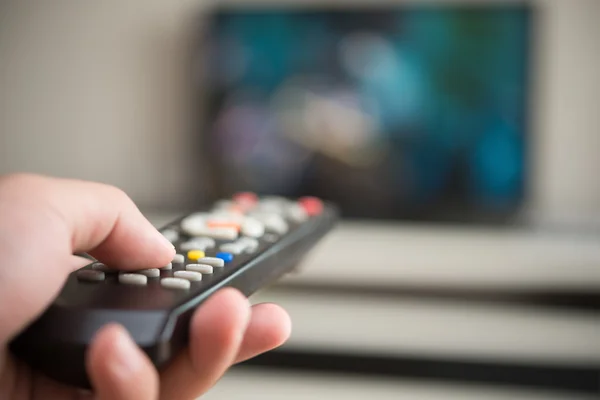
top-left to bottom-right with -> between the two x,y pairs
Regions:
197,3 -> 533,225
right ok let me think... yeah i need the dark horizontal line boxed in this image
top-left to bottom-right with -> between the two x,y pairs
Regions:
238,349 -> 600,395
273,282 -> 600,312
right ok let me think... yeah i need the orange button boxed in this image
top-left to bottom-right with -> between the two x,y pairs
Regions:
207,221 -> 241,230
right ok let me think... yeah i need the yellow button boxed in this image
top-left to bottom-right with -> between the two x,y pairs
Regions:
187,250 -> 205,261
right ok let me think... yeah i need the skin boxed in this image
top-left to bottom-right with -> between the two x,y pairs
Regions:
0,173 -> 291,399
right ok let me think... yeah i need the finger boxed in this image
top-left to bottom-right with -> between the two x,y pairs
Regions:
0,173 -> 174,270
159,288 -> 251,399
0,173 -> 174,341
234,303 -> 291,364
86,323 -> 159,400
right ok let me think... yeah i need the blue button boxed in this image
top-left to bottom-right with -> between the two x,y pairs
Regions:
216,252 -> 233,263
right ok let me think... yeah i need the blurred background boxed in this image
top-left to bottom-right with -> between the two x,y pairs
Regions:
1,0 -> 599,398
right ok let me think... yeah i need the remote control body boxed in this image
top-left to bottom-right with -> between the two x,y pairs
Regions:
10,194 -> 338,389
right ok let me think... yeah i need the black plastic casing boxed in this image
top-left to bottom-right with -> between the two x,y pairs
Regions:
9,203 -> 338,389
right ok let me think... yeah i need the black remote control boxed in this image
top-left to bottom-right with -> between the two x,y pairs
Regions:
9,193 -> 338,389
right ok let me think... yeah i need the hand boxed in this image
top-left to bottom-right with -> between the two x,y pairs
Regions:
0,173 -> 291,399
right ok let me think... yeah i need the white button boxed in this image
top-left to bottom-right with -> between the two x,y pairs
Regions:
119,273 -> 147,286
220,243 -> 245,254
258,197 -> 287,212
261,214 -> 288,234
161,277 -> 190,290
197,257 -> 225,267
209,211 -> 244,223
180,213 -> 209,235
263,233 -> 279,243
241,218 -> 264,238
91,262 -> 115,273
193,227 -> 239,240
249,212 -> 288,234
161,228 -> 179,243
160,262 -> 173,270
237,237 -> 259,253
180,238 -> 215,251
174,270 -> 203,281
136,268 -> 160,278
286,204 -> 308,222
173,254 -> 185,264
186,264 -> 213,274
77,270 -> 105,282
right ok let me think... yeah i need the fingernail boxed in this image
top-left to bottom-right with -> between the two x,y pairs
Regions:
109,326 -> 142,379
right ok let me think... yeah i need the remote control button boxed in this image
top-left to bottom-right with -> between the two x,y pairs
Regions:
161,228 -> 179,243
160,263 -> 173,270
241,218 -> 264,238
233,192 -> 258,211
161,277 -> 190,290
216,252 -> 233,263
263,233 -> 279,243
186,263 -> 214,274
286,204 -> 308,222
119,273 -> 147,286
249,212 -> 288,234
91,262 -> 115,273
77,270 -> 105,282
237,237 -> 259,253
256,201 -> 283,213
136,268 -> 160,278
197,257 -> 224,267
187,250 -> 205,261
233,191 -> 258,203
180,213 -> 209,235
173,254 -> 185,264
265,216 -> 288,234
180,238 -> 215,251
174,270 -> 203,281
208,211 -> 245,223
219,243 -> 245,255
299,196 -> 323,216
191,226 -> 239,240
207,221 -> 241,230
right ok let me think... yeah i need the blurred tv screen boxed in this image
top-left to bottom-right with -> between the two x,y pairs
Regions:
198,4 -> 533,223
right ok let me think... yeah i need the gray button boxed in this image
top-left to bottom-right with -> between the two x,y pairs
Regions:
172,254 -> 185,264
77,270 -> 105,282
161,262 -> 173,270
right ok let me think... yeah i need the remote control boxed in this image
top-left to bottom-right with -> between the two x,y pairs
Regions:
9,193 -> 338,389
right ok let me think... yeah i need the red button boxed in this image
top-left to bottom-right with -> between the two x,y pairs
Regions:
298,196 -> 323,216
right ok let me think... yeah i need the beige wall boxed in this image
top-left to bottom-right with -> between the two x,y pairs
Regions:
1,0 -> 599,221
